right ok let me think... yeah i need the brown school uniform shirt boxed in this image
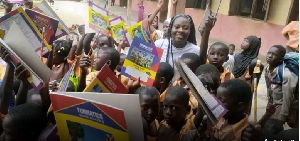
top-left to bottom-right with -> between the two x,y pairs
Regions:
206,60 -> 234,83
173,78 -> 198,108
157,115 -> 196,141
212,115 -> 249,141
147,120 -> 160,141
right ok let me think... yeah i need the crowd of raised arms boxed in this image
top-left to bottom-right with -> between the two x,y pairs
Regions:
0,0 -> 298,141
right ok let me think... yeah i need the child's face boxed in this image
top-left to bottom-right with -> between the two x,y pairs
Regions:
152,16 -> 158,29
266,47 -> 284,67
93,51 -> 109,71
163,95 -> 189,127
171,17 -> 190,45
208,45 -> 228,68
97,36 -> 110,49
216,87 -> 237,119
140,95 -> 159,125
2,116 -> 25,141
205,73 -> 220,95
53,50 -> 65,65
241,39 -> 250,50
229,46 -> 235,55
163,22 -> 169,37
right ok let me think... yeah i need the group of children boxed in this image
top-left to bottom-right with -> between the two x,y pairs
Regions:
0,0 -> 298,141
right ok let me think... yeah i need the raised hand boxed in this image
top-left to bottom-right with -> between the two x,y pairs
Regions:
126,77 -> 141,93
241,122 -> 262,141
172,0 -> 177,5
204,14 -> 216,32
158,0 -> 165,10
79,55 -> 91,74
15,63 -> 30,82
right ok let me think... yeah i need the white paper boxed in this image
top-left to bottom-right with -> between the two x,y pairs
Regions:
4,21 -> 53,82
58,92 -> 144,141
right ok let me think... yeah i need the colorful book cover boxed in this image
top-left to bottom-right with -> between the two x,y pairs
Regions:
50,93 -> 130,141
110,16 -> 125,41
84,64 -> 128,94
87,0 -> 109,36
1,21 -> 53,91
0,7 -> 52,56
121,37 -> 163,86
175,59 -> 228,125
25,9 -> 59,45
126,21 -> 150,45
33,0 -> 70,39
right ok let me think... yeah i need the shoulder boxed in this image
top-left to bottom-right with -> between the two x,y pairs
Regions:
155,39 -> 168,48
186,42 -> 200,54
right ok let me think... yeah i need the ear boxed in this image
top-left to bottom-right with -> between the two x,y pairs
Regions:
106,60 -> 112,66
186,105 -> 191,115
237,102 -> 247,112
160,77 -> 166,84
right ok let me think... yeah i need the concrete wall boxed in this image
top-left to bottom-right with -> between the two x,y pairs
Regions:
267,0 -> 292,25
186,8 -> 287,56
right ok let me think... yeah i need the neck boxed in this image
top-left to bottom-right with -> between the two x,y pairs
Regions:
160,84 -> 169,93
218,66 -> 224,73
172,40 -> 186,48
268,64 -> 279,72
227,113 -> 245,125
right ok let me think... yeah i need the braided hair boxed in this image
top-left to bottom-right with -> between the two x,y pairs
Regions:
166,14 -> 197,67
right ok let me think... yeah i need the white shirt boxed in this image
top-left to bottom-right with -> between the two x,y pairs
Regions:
155,39 -> 200,81
223,54 -> 235,73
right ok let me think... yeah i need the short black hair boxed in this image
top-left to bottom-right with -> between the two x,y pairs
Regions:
99,47 -> 120,70
271,45 -> 286,57
228,44 -> 235,49
209,42 -> 229,55
196,64 -> 220,76
78,24 -> 85,35
263,118 -> 284,135
181,53 -> 200,65
136,86 -> 159,98
219,79 -> 252,104
6,103 -> 47,140
53,40 -> 72,58
156,62 -> 174,83
165,86 -> 190,106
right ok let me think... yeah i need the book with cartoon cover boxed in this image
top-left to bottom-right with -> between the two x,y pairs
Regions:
121,37 -> 163,86
25,9 -> 59,45
0,7 -> 52,56
50,93 -> 130,141
86,0 -> 110,36
84,64 -> 128,93
33,0 -> 70,39
124,20 -> 150,45
109,16 -> 125,41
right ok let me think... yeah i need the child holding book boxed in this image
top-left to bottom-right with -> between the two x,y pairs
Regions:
157,86 -> 204,140
136,86 -> 160,141
78,47 -> 120,92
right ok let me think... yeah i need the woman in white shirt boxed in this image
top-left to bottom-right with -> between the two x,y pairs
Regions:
155,14 -> 199,80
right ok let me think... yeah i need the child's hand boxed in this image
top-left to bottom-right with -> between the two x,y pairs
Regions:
49,80 -> 59,91
15,63 -> 30,82
204,14 -> 216,32
79,55 -> 91,74
241,122 -> 261,141
1,49 -> 12,65
172,0 -> 177,5
72,35 -> 79,47
158,0 -> 165,10
265,103 -> 276,117
126,77 -> 141,93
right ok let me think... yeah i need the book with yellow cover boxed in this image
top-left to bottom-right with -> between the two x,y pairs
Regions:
110,16 -> 126,41
50,93 -> 130,141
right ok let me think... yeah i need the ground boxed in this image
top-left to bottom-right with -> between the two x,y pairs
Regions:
0,0 -> 290,128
